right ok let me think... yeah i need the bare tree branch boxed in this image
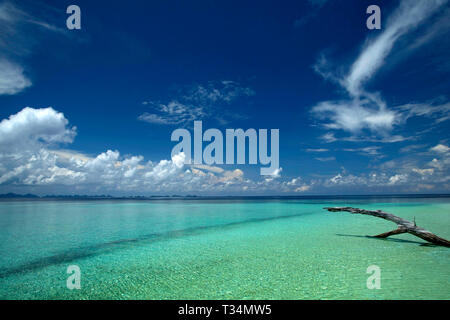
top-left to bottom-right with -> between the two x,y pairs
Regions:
324,207 -> 450,247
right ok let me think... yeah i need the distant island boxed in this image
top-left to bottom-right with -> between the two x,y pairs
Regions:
0,192 -> 199,200
1,193 -> 450,201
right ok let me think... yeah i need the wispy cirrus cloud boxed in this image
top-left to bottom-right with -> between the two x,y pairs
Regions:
398,100 -> 450,124
311,0 -> 448,142
344,0 -> 447,97
399,144 -> 427,153
0,59 -> 31,95
343,146 -> 383,157
315,156 -> 335,162
430,144 -> 450,153
293,0 -> 329,28
306,148 -> 329,152
138,81 -> 254,126
312,98 -> 398,134
138,101 -> 205,125
0,1 -> 67,95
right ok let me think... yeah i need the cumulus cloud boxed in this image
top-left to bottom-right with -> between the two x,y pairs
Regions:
1,107 -> 448,195
0,107 -> 76,151
264,167 -> 283,182
295,185 -> 310,192
0,107 -> 185,191
388,174 -> 408,185
0,107 -> 283,195
321,151 -> 449,192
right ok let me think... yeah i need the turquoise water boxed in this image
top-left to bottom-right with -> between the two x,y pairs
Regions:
0,198 -> 449,299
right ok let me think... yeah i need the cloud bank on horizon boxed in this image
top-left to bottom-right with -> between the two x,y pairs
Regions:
0,0 -> 449,195
1,103 -> 448,195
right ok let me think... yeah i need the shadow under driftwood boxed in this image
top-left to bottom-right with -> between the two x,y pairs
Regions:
335,233 -> 435,246
326,207 -> 450,248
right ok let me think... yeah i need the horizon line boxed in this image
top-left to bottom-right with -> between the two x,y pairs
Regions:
1,192 -> 450,200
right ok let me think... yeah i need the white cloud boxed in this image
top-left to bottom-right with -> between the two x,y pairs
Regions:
398,101 -> 450,124
427,156 -> 450,176
218,169 -> 244,183
50,149 -> 92,163
430,144 -> 450,153
0,1 -> 67,95
138,101 -> 205,125
320,154 -> 449,191
264,167 -> 283,182
295,185 -> 310,192
1,107 -> 448,195
311,0 -> 448,141
388,174 -> 408,185
343,146 -> 382,156
345,0 -> 446,96
0,107 -> 185,189
191,164 -> 224,174
311,146 -> 449,192
139,81 -> 254,126
329,174 -> 342,184
0,107 -> 285,195
0,59 -> 31,95
320,132 -> 337,143
315,157 -> 335,162
399,144 -> 426,153
0,107 -> 76,151
183,80 -> 255,104
412,168 -> 434,176
312,99 -> 398,133
283,176 -> 311,192
306,148 -> 329,152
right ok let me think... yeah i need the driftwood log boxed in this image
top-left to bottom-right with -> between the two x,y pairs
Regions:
325,207 -> 450,247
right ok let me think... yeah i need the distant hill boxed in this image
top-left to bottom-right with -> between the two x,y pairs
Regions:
0,193 -> 199,200
0,193 -> 39,198
0,193 -> 448,200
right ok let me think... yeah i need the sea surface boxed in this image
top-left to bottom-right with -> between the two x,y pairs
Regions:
0,197 -> 449,299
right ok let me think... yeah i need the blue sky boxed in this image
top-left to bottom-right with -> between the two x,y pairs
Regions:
0,0 -> 449,195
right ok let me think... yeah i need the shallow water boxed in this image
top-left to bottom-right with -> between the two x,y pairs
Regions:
0,198 -> 449,299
